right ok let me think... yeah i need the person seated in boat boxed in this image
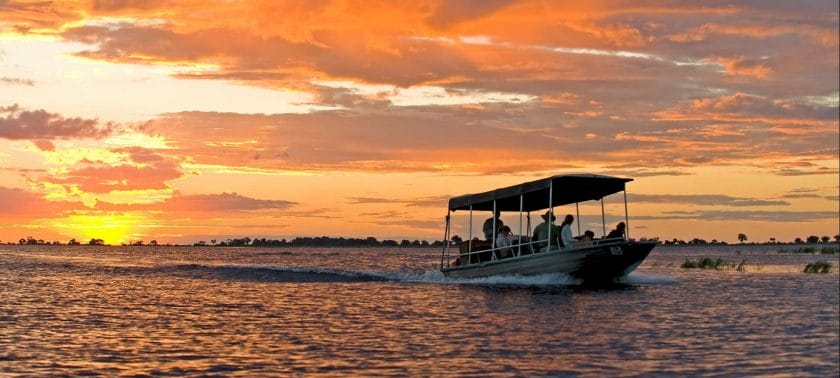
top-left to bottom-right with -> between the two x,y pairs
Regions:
606,222 -> 626,239
577,230 -> 595,247
495,225 -> 514,258
532,210 -> 560,252
559,214 -> 576,249
482,210 -> 504,243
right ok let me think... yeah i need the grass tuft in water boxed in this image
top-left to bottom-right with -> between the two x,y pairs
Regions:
803,261 -> 832,274
779,247 -> 816,254
819,247 -> 838,255
779,246 -> 840,254
681,257 -> 747,270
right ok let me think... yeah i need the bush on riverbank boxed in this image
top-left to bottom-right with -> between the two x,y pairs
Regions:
803,261 -> 832,273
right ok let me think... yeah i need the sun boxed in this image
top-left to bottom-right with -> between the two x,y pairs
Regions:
51,213 -> 147,245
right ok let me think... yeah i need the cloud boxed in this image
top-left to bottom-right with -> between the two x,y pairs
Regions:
95,192 -> 297,213
346,195 -> 448,208
426,0 -> 516,29
90,0 -> 176,12
774,167 -> 840,176
0,186 -> 83,218
634,210 -> 838,222
0,105 -> 112,140
687,93 -> 836,120
32,140 -> 55,151
356,218 -> 444,232
630,194 -> 790,207
60,22 -> 477,87
670,22 -> 838,47
46,149 -> 183,193
0,0 -> 81,30
160,192 -> 296,212
780,193 -> 821,199
711,56 -> 773,78
0,77 -> 34,86
600,169 -> 693,178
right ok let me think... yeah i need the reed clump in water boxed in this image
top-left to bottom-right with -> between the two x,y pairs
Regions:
803,261 -> 832,274
681,257 -> 747,271
779,246 -> 839,254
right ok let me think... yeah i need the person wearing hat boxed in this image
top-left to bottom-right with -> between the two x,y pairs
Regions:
483,210 -> 504,242
533,210 -> 560,252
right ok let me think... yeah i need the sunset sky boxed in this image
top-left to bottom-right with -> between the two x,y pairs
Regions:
1,0 -> 837,245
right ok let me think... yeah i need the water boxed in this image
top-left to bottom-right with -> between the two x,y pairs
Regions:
1,244 -> 838,376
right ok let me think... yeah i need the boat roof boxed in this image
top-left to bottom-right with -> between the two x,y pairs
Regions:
448,174 -> 633,212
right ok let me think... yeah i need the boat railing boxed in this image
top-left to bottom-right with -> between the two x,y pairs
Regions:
443,236 -> 627,268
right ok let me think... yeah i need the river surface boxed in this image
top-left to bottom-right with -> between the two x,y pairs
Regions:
1,244 -> 838,376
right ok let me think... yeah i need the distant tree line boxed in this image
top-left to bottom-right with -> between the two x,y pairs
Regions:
652,234 -> 840,246
5,234 -> 840,247
202,236 -> 446,248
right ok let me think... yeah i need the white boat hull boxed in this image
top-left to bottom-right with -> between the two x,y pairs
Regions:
441,241 -> 655,282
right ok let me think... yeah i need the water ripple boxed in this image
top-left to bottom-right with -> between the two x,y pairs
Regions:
0,245 -> 837,376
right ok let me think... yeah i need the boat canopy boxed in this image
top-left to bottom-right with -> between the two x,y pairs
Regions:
448,174 -> 632,212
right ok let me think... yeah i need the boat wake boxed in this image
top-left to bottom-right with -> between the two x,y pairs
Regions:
617,273 -> 678,285
35,260 -> 677,286
169,264 -> 595,286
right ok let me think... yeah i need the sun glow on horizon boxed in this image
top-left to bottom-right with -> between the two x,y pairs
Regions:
50,213 -> 149,245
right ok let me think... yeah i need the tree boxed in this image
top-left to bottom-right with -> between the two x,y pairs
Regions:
737,233 -> 747,243
88,238 -> 104,246
769,237 -> 776,244
149,240 -> 158,246
820,236 -> 830,243
806,235 -> 820,244
835,234 -> 840,243
794,237 -> 803,244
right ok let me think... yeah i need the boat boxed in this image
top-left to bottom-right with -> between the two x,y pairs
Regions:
439,174 -> 656,282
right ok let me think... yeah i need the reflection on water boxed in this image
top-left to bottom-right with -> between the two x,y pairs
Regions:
0,245 -> 837,376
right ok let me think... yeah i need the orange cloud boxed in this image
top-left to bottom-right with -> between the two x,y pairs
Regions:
712,56 -> 773,78
44,148 -> 183,194
0,186 -> 84,218
49,161 -> 182,193
0,105 -> 112,140
95,192 -> 297,213
670,22 -> 839,46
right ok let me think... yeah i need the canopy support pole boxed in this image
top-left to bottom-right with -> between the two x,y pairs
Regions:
491,201 -> 498,261
526,212 -> 531,239
624,189 -> 630,239
492,201 -> 497,247
468,205 -> 473,255
576,202 -> 581,236
547,181 -> 553,252
440,212 -> 450,268
601,198 -> 606,238
518,195 -> 523,257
